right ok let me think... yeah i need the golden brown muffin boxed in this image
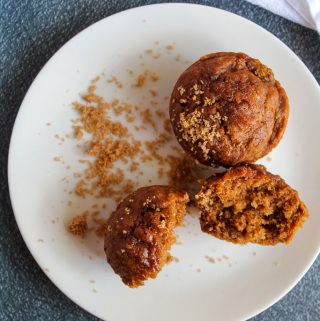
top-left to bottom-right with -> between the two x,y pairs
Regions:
196,164 -> 308,245
169,52 -> 289,167
104,185 -> 189,287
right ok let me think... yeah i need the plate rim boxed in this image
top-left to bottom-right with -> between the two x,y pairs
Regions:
7,3 -> 320,321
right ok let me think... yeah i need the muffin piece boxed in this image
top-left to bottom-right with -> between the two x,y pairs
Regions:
196,165 -> 308,245
169,52 -> 289,167
104,185 -> 189,287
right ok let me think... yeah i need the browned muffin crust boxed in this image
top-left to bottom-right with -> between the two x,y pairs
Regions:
104,185 -> 189,287
169,52 -> 289,167
196,164 -> 308,245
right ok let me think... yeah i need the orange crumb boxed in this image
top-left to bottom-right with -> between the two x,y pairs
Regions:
88,85 -> 96,93
150,73 -> 159,82
91,76 -> 100,84
122,180 -> 134,194
155,109 -> 165,118
166,44 -> 175,50
205,255 -> 216,263
132,72 -> 148,88
158,167 -> 164,178
163,119 -> 172,133
73,172 -> 82,178
68,213 -> 88,237
141,108 -> 156,129
75,180 -> 89,197
107,75 -> 123,89
148,89 -> 157,97
126,115 -> 136,122
130,161 -> 139,172
73,126 -> 84,139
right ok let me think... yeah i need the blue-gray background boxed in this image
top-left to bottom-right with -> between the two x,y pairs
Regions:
0,1 -> 319,320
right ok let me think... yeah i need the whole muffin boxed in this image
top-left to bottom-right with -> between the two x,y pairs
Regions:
104,185 -> 189,287
169,52 -> 289,167
196,164 -> 308,245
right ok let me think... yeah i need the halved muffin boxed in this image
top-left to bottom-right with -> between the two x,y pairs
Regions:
196,164 -> 308,245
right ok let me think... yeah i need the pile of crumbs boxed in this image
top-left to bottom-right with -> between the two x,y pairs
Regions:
68,213 -> 88,237
68,209 -> 109,238
63,45 -> 207,239
70,81 -> 182,202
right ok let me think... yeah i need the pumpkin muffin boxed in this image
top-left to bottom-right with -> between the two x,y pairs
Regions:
169,52 -> 289,167
104,185 -> 189,287
196,164 -> 308,245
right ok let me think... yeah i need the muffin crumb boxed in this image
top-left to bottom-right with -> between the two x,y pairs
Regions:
68,213 -> 88,237
133,72 -> 147,87
150,72 -> 159,82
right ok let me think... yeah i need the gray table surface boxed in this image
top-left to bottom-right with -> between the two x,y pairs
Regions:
1,0 -> 319,320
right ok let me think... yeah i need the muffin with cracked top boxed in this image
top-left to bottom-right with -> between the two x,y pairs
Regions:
169,52 -> 289,167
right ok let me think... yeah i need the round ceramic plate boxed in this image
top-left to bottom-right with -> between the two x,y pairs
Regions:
8,3 -> 320,321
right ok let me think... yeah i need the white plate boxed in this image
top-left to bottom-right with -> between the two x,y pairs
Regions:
8,3 -> 320,321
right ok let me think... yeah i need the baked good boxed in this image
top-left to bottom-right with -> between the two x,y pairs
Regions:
169,52 -> 289,167
196,164 -> 308,245
104,185 -> 189,287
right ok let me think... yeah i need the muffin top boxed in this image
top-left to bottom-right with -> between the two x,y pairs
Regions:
104,185 -> 189,287
170,52 -> 289,167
